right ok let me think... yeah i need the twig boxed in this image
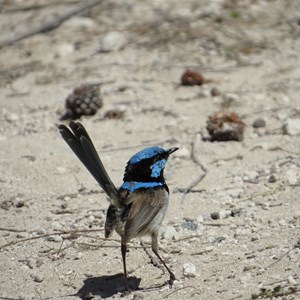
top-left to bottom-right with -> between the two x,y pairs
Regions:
0,228 -> 107,250
266,248 -> 293,269
0,227 -> 24,233
173,188 -> 205,193
239,185 -> 285,202
190,248 -> 213,256
203,222 -> 232,227
2,0 -> 81,12
77,241 -> 148,249
268,146 -> 300,155
0,0 -> 103,48
180,133 -> 208,198
245,244 -> 277,257
163,286 -> 202,298
173,234 -> 202,243
210,154 -> 243,164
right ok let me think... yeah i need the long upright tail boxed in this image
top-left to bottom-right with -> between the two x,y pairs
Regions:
58,121 -> 122,209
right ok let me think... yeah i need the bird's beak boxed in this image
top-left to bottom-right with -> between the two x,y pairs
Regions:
167,147 -> 179,155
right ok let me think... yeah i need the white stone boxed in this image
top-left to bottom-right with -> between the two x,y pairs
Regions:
6,112 -> 19,122
48,235 -> 63,243
278,219 -> 287,226
88,215 -> 95,223
100,31 -> 127,52
270,164 -> 280,174
162,226 -> 178,240
183,262 -> 197,277
54,43 -> 74,57
283,119 -> 300,135
51,221 -> 62,231
56,167 -> 66,174
287,275 -> 296,284
196,215 -> 204,223
223,93 -> 240,103
62,17 -> 96,30
286,168 -> 299,185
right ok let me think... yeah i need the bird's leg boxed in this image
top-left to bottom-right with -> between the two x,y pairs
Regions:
151,233 -> 176,285
121,242 -> 130,291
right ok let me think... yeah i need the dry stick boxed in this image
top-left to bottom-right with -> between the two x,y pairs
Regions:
190,248 -> 213,256
180,133 -> 208,197
77,241 -> 149,249
266,248 -> 293,269
0,227 -> 25,233
0,228 -> 116,250
163,286 -> 202,298
2,0 -> 81,12
0,0 -> 103,48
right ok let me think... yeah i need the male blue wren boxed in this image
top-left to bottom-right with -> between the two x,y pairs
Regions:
59,121 -> 178,289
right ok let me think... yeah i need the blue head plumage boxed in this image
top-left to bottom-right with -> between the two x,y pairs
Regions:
129,146 -> 166,165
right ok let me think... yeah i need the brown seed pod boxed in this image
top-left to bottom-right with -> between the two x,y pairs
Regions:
207,111 -> 245,141
181,69 -> 210,86
60,84 -> 103,120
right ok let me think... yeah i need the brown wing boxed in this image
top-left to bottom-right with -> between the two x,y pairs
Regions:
123,188 -> 168,243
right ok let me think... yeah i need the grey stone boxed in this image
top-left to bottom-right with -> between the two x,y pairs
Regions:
252,118 -> 266,128
31,273 -> 44,283
268,174 -> 277,183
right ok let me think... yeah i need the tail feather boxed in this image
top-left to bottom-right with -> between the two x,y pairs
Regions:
59,121 -> 122,208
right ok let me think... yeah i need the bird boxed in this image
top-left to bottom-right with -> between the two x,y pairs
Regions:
58,121 -> 178,290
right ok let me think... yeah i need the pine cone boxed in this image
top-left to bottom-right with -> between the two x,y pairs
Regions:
60,84 -> 102,120
207,112 -> 245,141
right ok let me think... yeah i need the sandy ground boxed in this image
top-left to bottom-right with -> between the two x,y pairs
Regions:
1,0 -> 300,299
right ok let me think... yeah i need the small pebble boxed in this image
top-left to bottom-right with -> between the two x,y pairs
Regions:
76,252 -> 84,260
56,167 -> 66,174
286,168 -> 299,185
100,31 -> 127,52
6,113 -> 19,122
15,201 -> 25,208
51,221 -> 62,231
270,164 -> 280,174
196,215 -> 204,223
287,275 -> 296,284
283,118 -> 300,135
163,226 -> 178,240
252,118 -> 266,128
16,232 -> 30,239
211,210 -> 231,220
36,258 -> 44,268
37,228 -> 46,235
268,174 -> 277,183
32,273 -> 44,283
61,203 -> 68,209
278,219 -> 286,226
211,87 -> 221,97
183,262 -> 197,277
48,235 -> 63,243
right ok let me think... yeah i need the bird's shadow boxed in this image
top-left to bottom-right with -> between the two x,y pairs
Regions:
77,273 -> 141,299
